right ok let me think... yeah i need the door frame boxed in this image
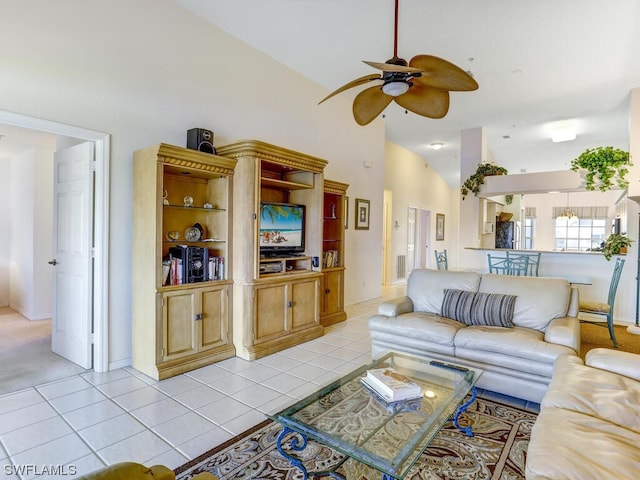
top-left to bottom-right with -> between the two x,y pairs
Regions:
0,110 -> 110,372
419,209 -> 431,269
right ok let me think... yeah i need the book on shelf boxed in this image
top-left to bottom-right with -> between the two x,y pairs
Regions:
208,256 -> 225,280
323,250 -> 338,268
360,367 -> 422,403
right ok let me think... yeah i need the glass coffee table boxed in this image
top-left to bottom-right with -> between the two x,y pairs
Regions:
270,352 -> 482,480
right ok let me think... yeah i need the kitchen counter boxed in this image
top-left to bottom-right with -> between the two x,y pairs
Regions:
465,247 -> 607,256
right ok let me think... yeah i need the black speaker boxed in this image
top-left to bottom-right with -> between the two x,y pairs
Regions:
187,128 -> 216,154
169,246 -> 209,283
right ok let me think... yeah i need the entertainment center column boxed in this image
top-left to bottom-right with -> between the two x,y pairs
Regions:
217,140 -> 327,360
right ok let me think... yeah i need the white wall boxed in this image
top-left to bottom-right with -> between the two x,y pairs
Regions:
9,147 -> 53,320
0,0 -> 385,367
0,158 -> 10,307
384,142 -> 458,278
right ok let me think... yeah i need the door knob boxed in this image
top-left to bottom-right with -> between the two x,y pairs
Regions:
48,259 -> 58,265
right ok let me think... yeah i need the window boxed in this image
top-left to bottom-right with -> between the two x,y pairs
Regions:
555,217 -> 607,251
523,207 -> 536,249
524,217 -> 535,249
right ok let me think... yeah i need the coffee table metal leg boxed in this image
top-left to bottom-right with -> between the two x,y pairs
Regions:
276,426 -> 347,480
453,386 -> 477,437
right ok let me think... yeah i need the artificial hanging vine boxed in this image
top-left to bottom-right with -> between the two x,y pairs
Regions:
461,163 -> 508,199
570,146 -> 631,192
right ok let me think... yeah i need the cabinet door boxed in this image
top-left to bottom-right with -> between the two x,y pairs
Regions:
254,283 -> 288,343
199,285 -> 230,352
162,290 -> 197,362
323,270 -> 344,316
290,278 -> 320,331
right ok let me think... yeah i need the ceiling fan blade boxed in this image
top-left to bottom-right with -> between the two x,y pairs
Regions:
352,85 -> 393,125
318,74 -> 382,104
363,60 -> 422,73
394,85 -> 450,119
409,55 -> 478,91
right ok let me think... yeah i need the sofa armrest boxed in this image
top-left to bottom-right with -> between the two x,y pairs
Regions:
585,348 -> 640,381
377,296 -> 414,317
544,316 -> 580,353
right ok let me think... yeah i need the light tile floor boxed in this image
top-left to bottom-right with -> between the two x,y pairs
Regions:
0,286 -> 538,479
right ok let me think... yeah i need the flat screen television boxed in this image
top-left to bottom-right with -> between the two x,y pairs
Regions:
259,202 -> 305,256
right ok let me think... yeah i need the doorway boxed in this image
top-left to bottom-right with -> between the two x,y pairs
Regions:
0,110 -> 110,378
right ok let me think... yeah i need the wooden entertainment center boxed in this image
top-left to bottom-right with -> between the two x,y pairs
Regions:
132,140 -> 348,375
217,140 -> 349,360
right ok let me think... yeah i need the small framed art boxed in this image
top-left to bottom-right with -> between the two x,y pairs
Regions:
436,213 -> 445,241
355,198 -> 370,230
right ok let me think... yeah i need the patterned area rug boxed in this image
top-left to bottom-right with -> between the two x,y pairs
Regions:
175,396 -> 535,480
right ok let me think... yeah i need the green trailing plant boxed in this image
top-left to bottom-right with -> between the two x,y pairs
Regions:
570,146 -> 631,192
602,233 -> 632,261
461,163 -> 508,199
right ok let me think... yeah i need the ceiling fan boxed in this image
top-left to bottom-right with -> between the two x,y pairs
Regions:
319,0 -> 478,126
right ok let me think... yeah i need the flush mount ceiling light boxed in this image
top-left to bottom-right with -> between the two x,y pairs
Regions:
549,120 -> 577,143
430,142 -> 444,150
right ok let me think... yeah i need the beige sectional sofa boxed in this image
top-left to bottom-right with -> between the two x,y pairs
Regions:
369,269 -> 580,403
526,349 -> 640,480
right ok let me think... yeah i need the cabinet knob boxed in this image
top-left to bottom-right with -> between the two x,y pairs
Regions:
325,289 -> 330,294
287,301 -> 293,308
195,313 -> 204,321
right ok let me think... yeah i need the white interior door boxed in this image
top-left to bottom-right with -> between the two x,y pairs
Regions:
51,142 -> 94,368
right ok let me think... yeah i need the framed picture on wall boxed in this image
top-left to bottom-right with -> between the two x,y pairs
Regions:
436,213 -> 445,241
355,198 -> 370,230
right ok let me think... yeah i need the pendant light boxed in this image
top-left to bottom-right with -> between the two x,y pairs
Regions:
557,192 -> 578,221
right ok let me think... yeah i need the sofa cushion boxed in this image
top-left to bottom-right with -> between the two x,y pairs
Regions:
407,269 -> 481,314
527,408 -> 640,480
478,274 -> 570,331
542,354 -> 640,433
369,312 -> 464,347
454,325 -> 574,373
441,289 -> 516,327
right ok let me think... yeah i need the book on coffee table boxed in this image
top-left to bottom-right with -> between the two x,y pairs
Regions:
361,367 -> 423,403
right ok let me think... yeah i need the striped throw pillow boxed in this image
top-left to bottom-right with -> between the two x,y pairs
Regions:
441,289 -> 516,327
441,289 -> 476,324
469,292 -> 517,327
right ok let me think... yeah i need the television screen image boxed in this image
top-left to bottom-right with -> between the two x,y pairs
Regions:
259,203 -> 305,254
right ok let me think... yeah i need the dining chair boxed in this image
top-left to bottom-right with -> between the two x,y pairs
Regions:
579,257 -> 625,348
434,249 -> 448,270
506,251 -> 541,276
487,254 -> 529,276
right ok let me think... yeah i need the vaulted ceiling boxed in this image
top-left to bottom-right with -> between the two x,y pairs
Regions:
174,0 -> 640,188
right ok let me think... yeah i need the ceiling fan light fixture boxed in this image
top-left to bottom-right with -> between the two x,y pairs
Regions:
382,81 -> 410,97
